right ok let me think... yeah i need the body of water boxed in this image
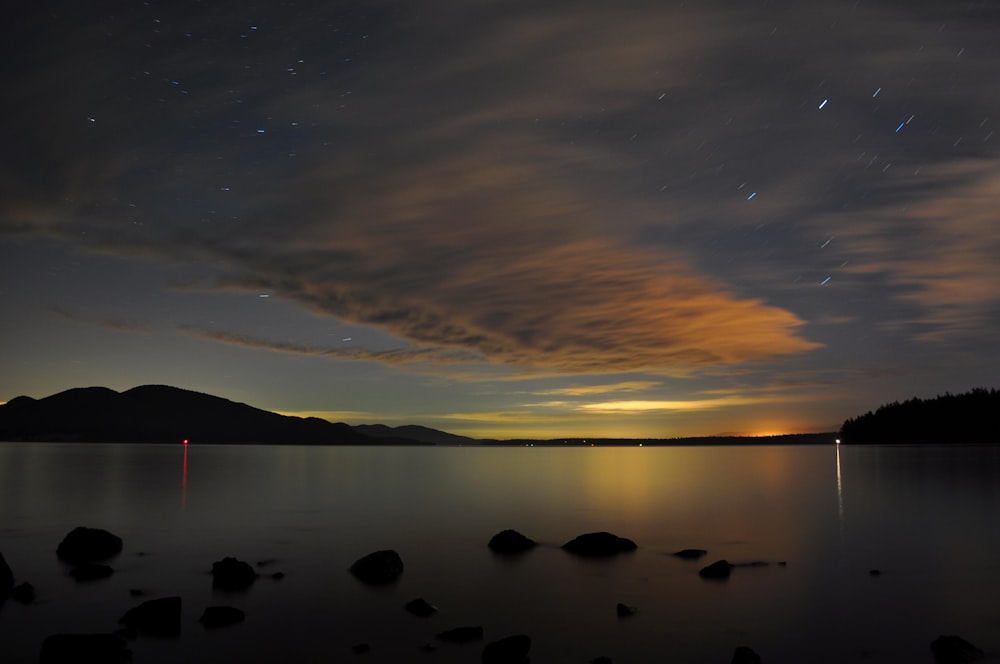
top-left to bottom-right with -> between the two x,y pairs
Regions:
1,443 -> 998,663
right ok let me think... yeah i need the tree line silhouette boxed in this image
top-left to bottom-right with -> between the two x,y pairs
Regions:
839,387 -> 1000,443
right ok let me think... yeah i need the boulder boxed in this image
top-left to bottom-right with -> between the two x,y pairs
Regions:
616,602 -> 637,617
40,634 -> 132,664
481,634 -> 531,664
698,560 -> 732,579
488,529 -> 537,555
591,658 -> 615,664
404,597 -> 438,617
930,635 -> 984,664
12,582 -> 36,604
436,626 -> 485,643
672,548 -> 708,559
199,605 -> 245,629
349,549 -> 403,585
56,527 -> 123,564
70,563 -> 114,582
212,557 -> 257,591
561,532 -> 637,557
119,596 -> 182,637
731,645 -> 762,664
351,643 -> 371,654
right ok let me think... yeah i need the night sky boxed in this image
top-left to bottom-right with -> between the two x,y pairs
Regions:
3,1 -> 999,438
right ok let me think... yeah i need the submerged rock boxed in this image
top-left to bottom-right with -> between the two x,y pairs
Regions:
70,563 -> 114,582
56,527 -> 123,564
616,602 -> 637,618
731,645 -> 762,664
119,596 -> 182,637
199,605 -> 245,629
698,560 -> 732,579
12,582 -> 36,604
436,626 -> 485,643
488,529 -> 538,555
930,635 -> 984,664
212,557 -> 257,591
671,548 -> 708,560
349,549 -> 403,585
404,597 -> 438,617
40,634 -> 132,664
482,634 -> 531,664
561,532 -> 637,557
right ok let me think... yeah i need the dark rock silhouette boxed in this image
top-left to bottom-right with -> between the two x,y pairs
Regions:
699,560 -> 733,579
488,529 -> 537,555
672,548 -> 707,559
930,635 -> 984,664
351,643 -> 371,654
56,527 -> 122,563
199,605 -> 245,628
0,552 -> 12,600
119,596 -> 182,637
562,532 -> 637,557
840,387 -> 1000,443
12,582 -> 36,604
616,602 -> 637,617
436,626 -> 485,643
349,549 -> 403,585
481,634 -> 531,663
590,658 -> 615,664
869,569 -> 882,576
731,645 -> 762,664
40,634 -> 132,664
70,563 -> 114,582
404,597 -> 438,617
211,557 -> 257,591
0,385 -> 378,444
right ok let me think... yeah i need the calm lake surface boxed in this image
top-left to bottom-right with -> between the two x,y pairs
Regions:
1,443 -> 998,663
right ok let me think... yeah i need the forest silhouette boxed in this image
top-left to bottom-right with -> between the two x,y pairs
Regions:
839,388 -> 999,443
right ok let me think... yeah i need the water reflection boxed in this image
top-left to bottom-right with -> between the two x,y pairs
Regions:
181,442 -> 188,509
836,443 -> 844,530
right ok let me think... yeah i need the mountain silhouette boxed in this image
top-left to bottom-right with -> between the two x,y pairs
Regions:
0,385 -> 412,444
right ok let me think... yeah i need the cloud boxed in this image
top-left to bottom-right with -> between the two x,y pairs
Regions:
179,326 -> 483,365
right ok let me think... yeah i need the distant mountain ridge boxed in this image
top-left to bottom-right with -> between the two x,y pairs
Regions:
0,385 -> 428,445
352,423 -> 474,446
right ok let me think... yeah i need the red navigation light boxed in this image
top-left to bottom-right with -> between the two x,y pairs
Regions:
183,439 -> 189,445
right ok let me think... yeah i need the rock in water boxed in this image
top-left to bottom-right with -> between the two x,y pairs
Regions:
436,626 -> 485,643
0,552 -> 13,599
699,560 -> 733,579
616,602 -> 637,617
930,635 -> 984,664
481,634 -> 531,664
212,557 -> 257,590
40,634 -> 132,664
56,527 -> 123,564
349,549 -> 403,585
70,563 -> 114,582
404,597 -> 438,617
561,532 -> 637,557
672,548 -> 708,559
731,646 -> 762,664
12,582 -> 36,604
488,529 -> 537,555
199,606 -> 246,629
119,596 -> 182,637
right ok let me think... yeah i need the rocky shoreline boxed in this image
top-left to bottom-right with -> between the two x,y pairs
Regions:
1,526 -> 989,664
